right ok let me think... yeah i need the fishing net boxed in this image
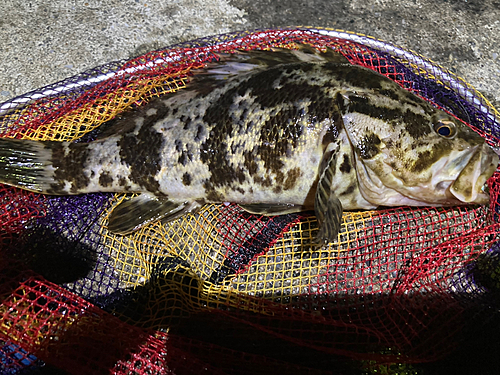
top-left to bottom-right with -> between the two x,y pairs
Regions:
1,27 -> 500,374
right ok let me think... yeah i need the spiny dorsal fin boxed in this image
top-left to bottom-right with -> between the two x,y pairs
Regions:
194,44 -> 350,81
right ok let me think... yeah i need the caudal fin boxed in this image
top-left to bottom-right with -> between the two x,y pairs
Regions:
0,137 -> 56,193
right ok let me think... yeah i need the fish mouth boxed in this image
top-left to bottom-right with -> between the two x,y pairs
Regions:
450,143 -> 499,204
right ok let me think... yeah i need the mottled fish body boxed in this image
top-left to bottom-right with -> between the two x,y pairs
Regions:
0,45 -> 497,244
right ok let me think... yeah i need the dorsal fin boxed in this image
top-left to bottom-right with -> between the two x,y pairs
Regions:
197,44 -> 350,80
182,44 -> 351,96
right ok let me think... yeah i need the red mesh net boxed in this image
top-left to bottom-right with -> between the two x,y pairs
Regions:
1,27 -> 500,374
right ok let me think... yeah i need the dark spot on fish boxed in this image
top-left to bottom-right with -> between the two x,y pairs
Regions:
410,142 -> 451,173
50,142 -> 91,193
201,81 -> 249,188
284,167 -> 301,190
118,177 -> 128,187
346,95 -> 399,122
259,106 -> 303,173
195,124 -> 205,141
379,88 -> 400,101
118,126 -> 163,193
141,99 -> 170,123
90,170 -> 95,178
273,185 -> 282,194
239,66 -> 291,107
235,167 -> 246,183
404,110 -> 431,139
461,184 -> 473,199
357,133 -> 381,159
285,63 -> 314,74
308,91 -> 342,132
340,184 -> 356,196
323,63 -> 383,90
340,154 -> 352,173
320,101 -> 343,148
243,150 -> 258,175
182,172 -> 192,186
253,175 -> 272,187
236,187 -> 244,194
101,98 -> 170,138
206,191 -> 222,201
238,64 -> 330,109
175,139 -> 183,152
178,150 -> 193,166
388,161 -> 398,170
385,138 -> 397,149
401,89 -> 428,108
275,171 -> 285,185
346,95 -> 430,138
230,143 -> 239,154
181,115 -> 192,130
204,184 -> 224,202
99,171 -> 113,187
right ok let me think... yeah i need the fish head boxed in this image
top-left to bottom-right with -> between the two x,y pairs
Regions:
342,90 -> 499,207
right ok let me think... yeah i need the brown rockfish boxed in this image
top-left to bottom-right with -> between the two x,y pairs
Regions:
0,46 -> 498,244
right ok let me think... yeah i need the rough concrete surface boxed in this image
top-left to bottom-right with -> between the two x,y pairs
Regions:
1,0 -> 500,108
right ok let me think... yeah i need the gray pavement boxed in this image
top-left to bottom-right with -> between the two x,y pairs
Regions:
1,0 -> 500,108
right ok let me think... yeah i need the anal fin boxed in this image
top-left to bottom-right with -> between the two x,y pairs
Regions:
107,193 -> 200,235
160,200 -> 202,224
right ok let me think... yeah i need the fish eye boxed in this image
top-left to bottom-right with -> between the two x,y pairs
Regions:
433,120 -> 456,139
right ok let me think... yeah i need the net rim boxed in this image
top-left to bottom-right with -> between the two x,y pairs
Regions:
1,26 -> 498,125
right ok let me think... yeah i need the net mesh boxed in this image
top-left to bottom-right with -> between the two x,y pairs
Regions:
1,27 -> 500,374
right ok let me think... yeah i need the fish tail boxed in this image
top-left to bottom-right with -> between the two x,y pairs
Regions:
0,137 -> 58,193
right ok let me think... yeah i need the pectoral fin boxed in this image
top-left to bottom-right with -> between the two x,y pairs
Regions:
314,149 -> 343,245
107,193 -> 199,235
238,203 -> 304,216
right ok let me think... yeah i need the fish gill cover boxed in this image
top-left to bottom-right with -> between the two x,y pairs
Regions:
0,27 -> 500,374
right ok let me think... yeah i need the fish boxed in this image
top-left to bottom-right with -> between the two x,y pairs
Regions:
0,45 -> 498,245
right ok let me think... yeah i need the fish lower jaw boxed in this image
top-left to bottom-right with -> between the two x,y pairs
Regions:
449,177 -> 491,204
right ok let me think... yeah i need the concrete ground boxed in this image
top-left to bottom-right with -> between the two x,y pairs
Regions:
1,0 -> 500,109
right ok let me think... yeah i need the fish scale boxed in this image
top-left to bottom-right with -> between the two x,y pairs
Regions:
0,45 -> 497,244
